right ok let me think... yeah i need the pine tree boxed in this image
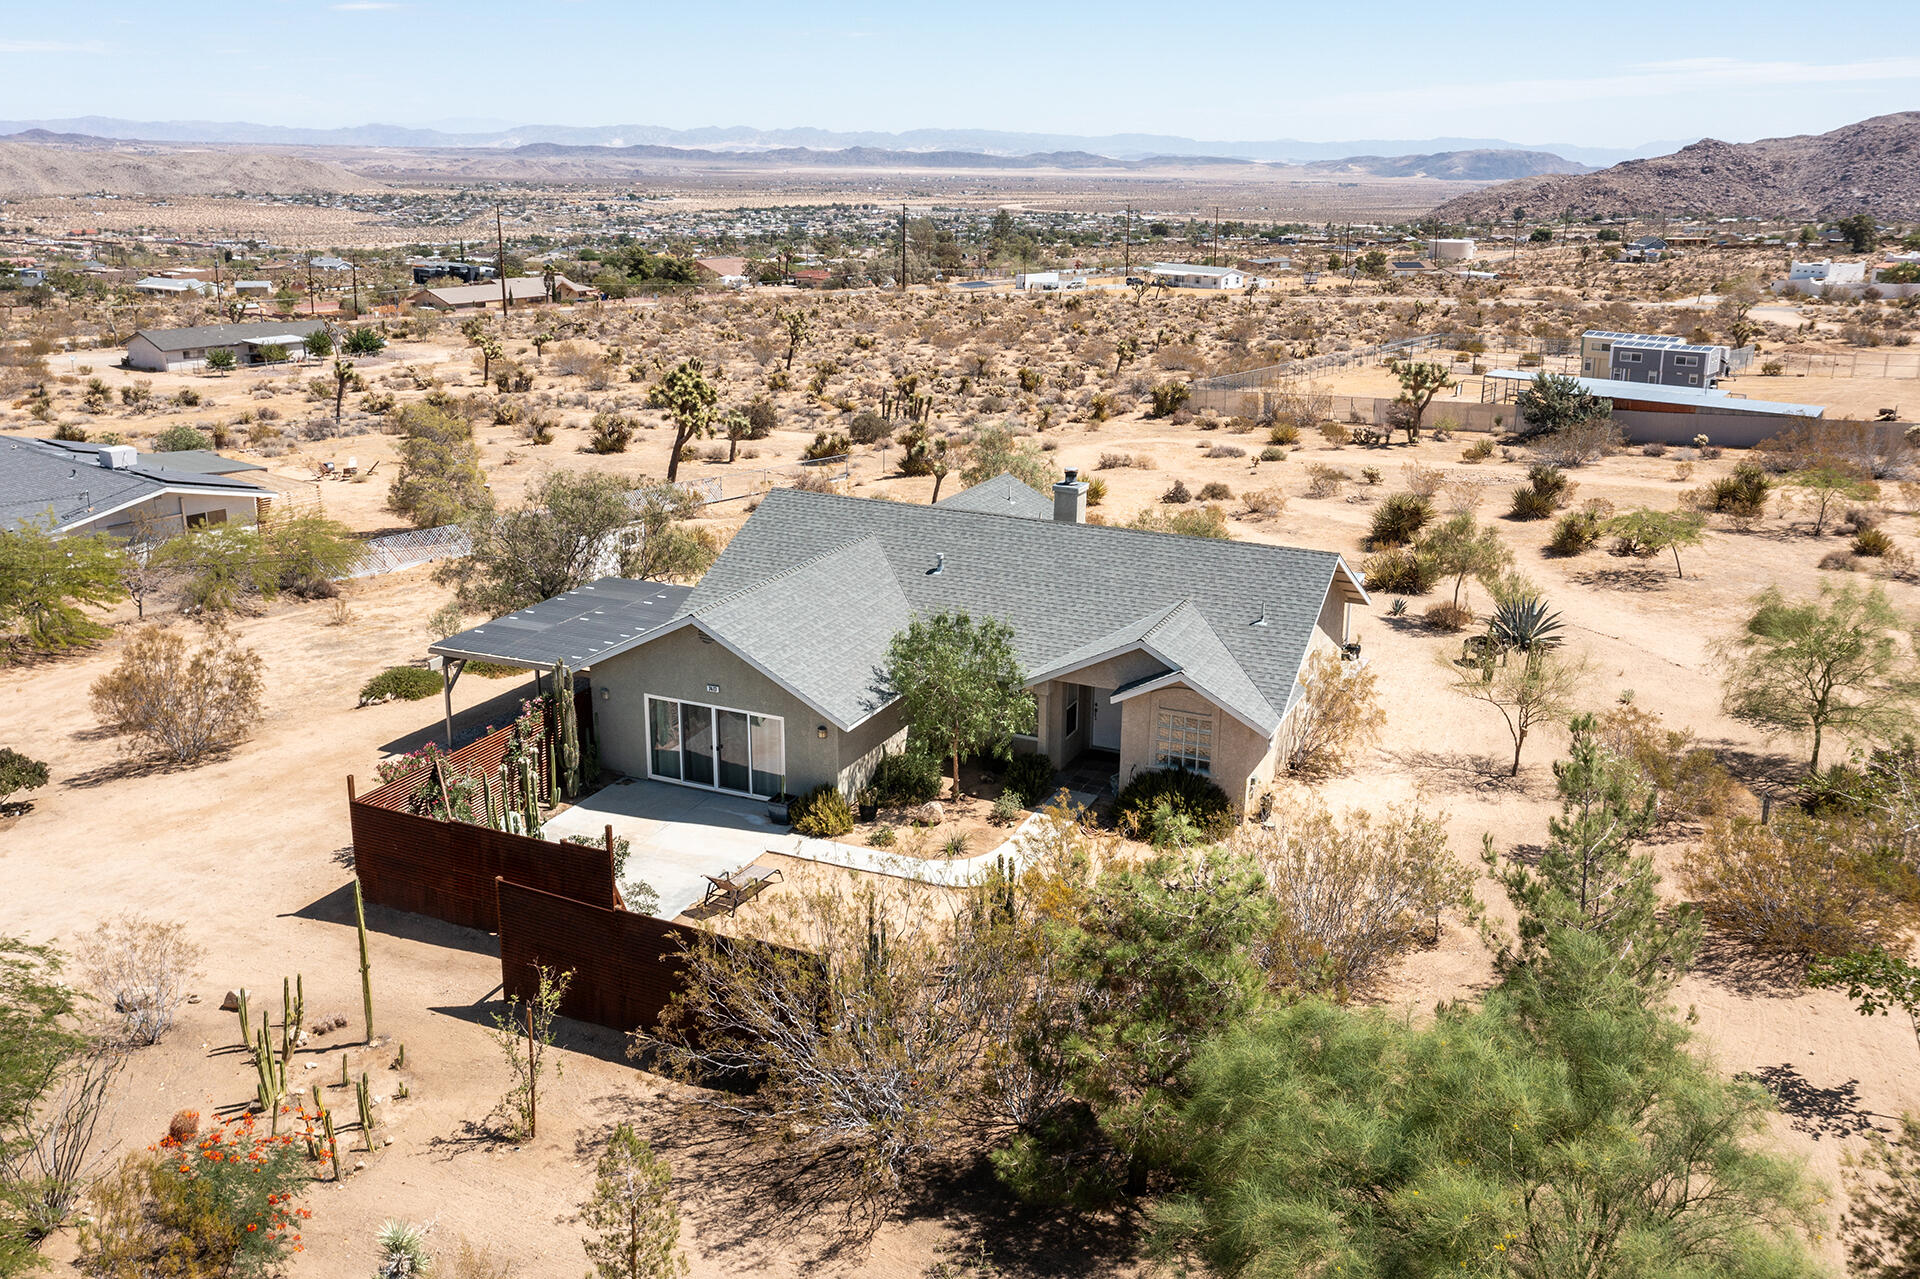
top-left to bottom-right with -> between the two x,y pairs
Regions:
580,1123 -> 686,1279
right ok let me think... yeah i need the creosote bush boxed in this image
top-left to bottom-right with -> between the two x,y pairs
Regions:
1286,650 -> 1384,777
790,784 -> 855,837
358,666 -> 442,705
1359,548 -> 1440,595
89,625 -> 265,764
1114,769 -> 1234,843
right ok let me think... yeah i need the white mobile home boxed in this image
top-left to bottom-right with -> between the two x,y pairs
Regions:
125,320 -> 330,373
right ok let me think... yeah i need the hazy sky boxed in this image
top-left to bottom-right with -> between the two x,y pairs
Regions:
3,0 -> 1917,146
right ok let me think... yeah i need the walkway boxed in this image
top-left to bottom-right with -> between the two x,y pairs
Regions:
541,778 -> 1044,919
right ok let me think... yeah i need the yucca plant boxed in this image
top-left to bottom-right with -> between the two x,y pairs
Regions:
1488,595 -> 1566,654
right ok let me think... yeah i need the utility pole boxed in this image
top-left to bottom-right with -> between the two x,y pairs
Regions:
350,260 -> 360,316
306,258 -> 316,316
1213,206 -> 1220,267
899,203 -> 908,293
496,206 -> 509,317
1124,206 -> 1132,280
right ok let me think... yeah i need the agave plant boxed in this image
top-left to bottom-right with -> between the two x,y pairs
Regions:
1488,594 -> 1566,653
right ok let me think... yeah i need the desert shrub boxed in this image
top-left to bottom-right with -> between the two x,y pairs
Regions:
803,430 -> 850,461
1197,481 -> 1232,501
358,665 -> 442,705
1367,492 -> 1433,547
1286,650 -> 1384,777
1115,769 -> 1234,842
1642,441 -> 1668,457
1205,445 -> 1245,460
1098,452 -> 1140,470
790,784 -> 855,838
153,423 -> 212,452
1267,423 -> 1300,446
1162,478 -> 1193,504
1000,752 -> 1056,806
846,410 -> 889,445
1359,548 -> 1440,594
1360,467 -> 1383,486
1319,423 -> 1351,447
53,422 -> 89,442
1532,416 -> 1619,467
990,793 -> 1025,826
1400,463 -> 1443,499
1683,814 -> 1919,958
1086,476 -> 1107,506
1243,798 -> 1468,996
1509,485 -> 1558,520
1424,600 -> 1474,631
1547,507 -> 1605,554
1304,463 -> 1348,498
587,412 -> 635,454
74,914 -> 203,1046
78,1114 -> 310,1278
1593,705 -> 1742,827
1855,527 -> 1895,557
1460,436 -> 1496,462
1706,462 -> 1772,518
89,625 -> 264,764
1127,505 -> 1230,538
1241,487 -> 1286,518
1148,381 -> 1191,418
869,749 -> 943,807
1258,445 -> 1286,462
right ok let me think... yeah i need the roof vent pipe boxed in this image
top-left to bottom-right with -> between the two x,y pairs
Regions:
928,552 -> 944,575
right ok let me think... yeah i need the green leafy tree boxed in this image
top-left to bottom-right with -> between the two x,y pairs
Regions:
580,1123 -> 687,1279
1390,361 -> 1453,443
1449,644 -> 1589,776
0,749 -> 49,809
1715,584 -> 1920,769
1516,371 -> 1612,440
0,519 -> 127,655
152,526 -> 270,612
884,610 -> 1029,798
302,329 -> 333,359
1158,929 -> 1825,1279
385,402 -> 492,529
959,423 -> 1057,494
619,484 -> 717,585
203,347 -> 236,374
0,936 -> 87,1274
342,326 -> 386,356
440,470 -> 639,617
997,845 -> 1271,1206
1786,465 -> 1874,535
654,359 -> 718,482
1421,513 -> 1513,608
1605,506 -> 1707,578
1836,213 -> 1880,253
261,512 -> 362,595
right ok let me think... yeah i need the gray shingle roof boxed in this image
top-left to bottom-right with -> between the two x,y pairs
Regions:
39,438 -> 265,475
0,434 -> 270,532
429,578 -> 693,670
132,319 -> 329,353
606,485 -> 1365,734
935,473 -> 1055,520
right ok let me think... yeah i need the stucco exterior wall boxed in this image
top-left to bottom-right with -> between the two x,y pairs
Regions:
590,624 -> 902,797
1315,589 -> 1350,649
1115,679 -> 1275,814
81,491 -> 262,539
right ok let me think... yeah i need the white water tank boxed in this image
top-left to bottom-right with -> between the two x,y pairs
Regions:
1433,239 -> 1476,261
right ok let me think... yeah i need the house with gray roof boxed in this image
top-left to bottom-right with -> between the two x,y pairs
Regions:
126,319 -> 330,372
1,434 -> 273,538
578,473 -> 1367,812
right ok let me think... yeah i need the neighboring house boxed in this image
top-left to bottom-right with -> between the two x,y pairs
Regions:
1606,338 -> 1730,387
1579,330 -> 1681,378
1,435 -> 273,538
309,256 -> 353,272
133,276 -> 211,296
579,474 -> 1368,813
232,279 -> 272,295
1148,262 -> 1245,289
409,260 -> 493,285
125,319 -> 329,372
1788,260 -> 1866,284
405,276 -> 578,310
1490,370 -> 1823,421
789,268 -> 832,289
695,256 -> 750,287
1391,260 -> 1427,277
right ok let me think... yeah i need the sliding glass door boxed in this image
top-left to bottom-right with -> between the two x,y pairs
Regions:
645,695 -> 785,798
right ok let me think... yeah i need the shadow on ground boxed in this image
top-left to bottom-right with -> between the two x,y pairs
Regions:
1742,1063 -> 1895,1141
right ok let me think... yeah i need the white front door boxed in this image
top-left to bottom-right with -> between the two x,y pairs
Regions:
1089,687 -> 1121,751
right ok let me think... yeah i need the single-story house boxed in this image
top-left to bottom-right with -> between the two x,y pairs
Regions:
573,473 -> 1368,813
1148,262 -> 1245,289
406,276 -> 571,310
125,319 -> 330,372
1788,260 -> 1866,284
790,269 -> 832,289
1391,260 -> 1427,277
233,280 -> 272,295
695,257 -> 750,287
133,276 -> 211,296
1,435 -> 273,538
309,256 -> 353,272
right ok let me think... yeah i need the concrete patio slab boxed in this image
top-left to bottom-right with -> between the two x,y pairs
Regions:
543,778 -> 1038,919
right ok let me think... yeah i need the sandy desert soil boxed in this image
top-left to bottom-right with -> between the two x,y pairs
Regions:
7,284 -> 1920,1276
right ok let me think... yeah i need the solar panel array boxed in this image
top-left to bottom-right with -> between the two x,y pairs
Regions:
429,578 -> 692,669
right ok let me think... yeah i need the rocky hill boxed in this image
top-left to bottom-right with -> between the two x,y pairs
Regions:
1304,149 -> 1587,181
0,137 -> 373,195
1431,112 -> 1920,221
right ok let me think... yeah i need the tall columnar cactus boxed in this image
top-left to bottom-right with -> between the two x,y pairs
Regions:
356,1073 -> 374,1150
553,660 -> 580,800
235,987 -> 253,1053
353,880 -> 374,1043
519,753 -> 541,838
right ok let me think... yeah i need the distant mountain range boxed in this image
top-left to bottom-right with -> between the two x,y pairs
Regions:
0,116 -> 1676,168
1433,112 -> 1920,221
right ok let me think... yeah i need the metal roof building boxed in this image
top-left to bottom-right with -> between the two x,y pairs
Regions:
429,579 -> 694,671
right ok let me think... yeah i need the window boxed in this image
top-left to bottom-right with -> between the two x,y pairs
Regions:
1155,709 -> 1213,775
1689,375 -> 1699,385
1675,354 -> 1697,366
645,695 -> 784,798
1063,692 -> 1080,738
1622,351 -> 1643,363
